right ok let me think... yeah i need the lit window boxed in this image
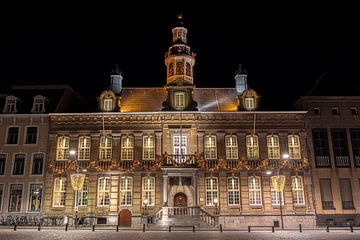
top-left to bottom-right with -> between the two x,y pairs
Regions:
98,177 -> 110,206
78,136 -> 91,160
267,135 -> 280,159
291,176 -> 305,205
32,96 -> 46,113
31,153 -> 44,175
121,136 -> 134,160
244,97 -> 255,110
143,136 -> 155,160
56,136 -> 70,160
174,91 -> 185,109
246,135 -> 259,159
53,177 -> 66,207
227,177 -> 240,205
142,177 -> 155,206
225,135 -> 238,159
186,62 -> 191,76
248,176 -> 262,206
28,184 -> 42,212
8,184 -> 23,212
270,179 -> 284,205
205,177 -> 218,206
288,134 -> 301,159
103,98 -> 113,111
76,177 -> 88,207
204,135 -> 217,159
120,177 -> 132,206
25,126 -> 38,144
99,136 -> 112,160
3,96 -> 17,113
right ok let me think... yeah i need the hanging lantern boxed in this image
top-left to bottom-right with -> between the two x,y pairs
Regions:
70,173 -> 86,190
271,175 -> 286,192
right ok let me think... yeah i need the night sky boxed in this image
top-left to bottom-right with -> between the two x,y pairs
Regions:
1,3 -> 359,110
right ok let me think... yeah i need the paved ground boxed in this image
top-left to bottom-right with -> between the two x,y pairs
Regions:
0,228 -> 360,240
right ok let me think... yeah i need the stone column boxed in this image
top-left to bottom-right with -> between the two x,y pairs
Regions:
163,173 -> 168,205
155,131 -> 163,158
192,173 -> 198,206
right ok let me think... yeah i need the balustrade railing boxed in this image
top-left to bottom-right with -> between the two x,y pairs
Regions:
335,156 -> 350,167
164,155 -> 196,166
119,160 -> 133,169
355,156 -> 360,167
199,207 -> 216,226
167,207 -> 198,217
315,156 -> 331,167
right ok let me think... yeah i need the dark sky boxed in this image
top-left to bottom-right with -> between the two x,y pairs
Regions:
1,3 -> 360,109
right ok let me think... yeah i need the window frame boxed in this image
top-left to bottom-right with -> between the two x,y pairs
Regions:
24,126 -> 38,145
248,176 -> 262,206
12,153 -> 26,176
205,177 -> 218,206
56,136 -> 70,161
143,135 -> 155,160
6,126 -> 20,145
244,97 -> 255,110
76,177 -> 88,207
97,177 -> 110,207
52,177 -> 67,207
120,177 -> 133,206
204,135 -> 217,160
121,136 -> 134,161
103,98 -> 113,111
0,153 -> 6,176
267,135 -> 280,159
246,135 -> 259,160
99,135 -> 112,161
3,96 -> 17,113
142,176 -> 155,207
225,135 -> 238,160
31,95 -> 46,113
288,134 -> 301,159
174,91 -> 186,109
227,177 -> 240,206
8,183 -> 23,212
78,136 -> 91,160
31,152 -> 44,175
27,183 -> 43,212
291,176 -> 305,206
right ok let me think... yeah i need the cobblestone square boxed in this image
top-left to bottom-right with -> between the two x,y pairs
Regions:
1,228 -> 360,240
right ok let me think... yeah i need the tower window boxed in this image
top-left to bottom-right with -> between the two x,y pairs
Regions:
244,97 -> 255,110
103,99 -> 113,111
186,62 -> 191,76
351,107 -> 358,116
332,108 -> 339,115
176,62 -> 184,75
174,92 -> 185,109
313,108 -> 321,115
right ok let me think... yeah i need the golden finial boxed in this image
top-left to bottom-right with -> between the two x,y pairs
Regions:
177,13 -> 183,20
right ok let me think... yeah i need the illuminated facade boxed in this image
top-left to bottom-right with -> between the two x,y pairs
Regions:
42,16 -> 316,228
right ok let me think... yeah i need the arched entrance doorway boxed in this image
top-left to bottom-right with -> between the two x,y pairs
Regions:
174,192 -> 187,207
118,209 -> 132,227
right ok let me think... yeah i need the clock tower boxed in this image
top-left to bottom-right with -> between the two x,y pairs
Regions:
162,14 -> 197,111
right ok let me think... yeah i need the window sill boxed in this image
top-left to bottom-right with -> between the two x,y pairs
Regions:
250,205 -> 263,209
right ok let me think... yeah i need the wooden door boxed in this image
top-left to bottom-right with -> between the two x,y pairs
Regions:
174,192 -> 187,207
118,209 -> 132,227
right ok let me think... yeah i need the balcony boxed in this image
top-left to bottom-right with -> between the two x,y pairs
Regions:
205,159 -> 219,169
54,160 -> 68,172
246,159 -> 261,169
162,154 -> 196,167
119,160 -> 133,170
96,160 -> 113,170
141,160 -> 157,169
315,156 -> 331,167
335,156 -> 351,167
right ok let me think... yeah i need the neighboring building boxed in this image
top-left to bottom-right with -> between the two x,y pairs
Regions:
295,73 -> 360,226
43,16 -> 316,228
0,85 -> 85,222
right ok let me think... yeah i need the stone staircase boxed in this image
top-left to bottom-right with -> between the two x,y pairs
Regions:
147,207 -> 217,230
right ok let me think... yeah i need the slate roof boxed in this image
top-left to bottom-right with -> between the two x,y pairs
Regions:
120,87 -> 238,112
0,85 -> 87,114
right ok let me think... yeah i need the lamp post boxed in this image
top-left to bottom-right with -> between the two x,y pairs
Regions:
213,198 -> 219,215
143,199 -> 149,216
69,149 -> 85,230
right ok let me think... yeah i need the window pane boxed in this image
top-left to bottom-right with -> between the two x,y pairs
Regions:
8,184 -> 23,212
32,153 -> 44,175
28,184 -> 42,212
13,154 -> 25,175
25,127 -> 38,144
7,127 -> 19,144
0,154 -> 6,175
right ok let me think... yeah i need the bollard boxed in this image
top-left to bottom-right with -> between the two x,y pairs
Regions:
65,223 -> 68,231
92,224 -> 95,232
116,225 -> 119,232
220,224 -> 223,233
248,226 -> 250,232
272,226 -> 274,233
143,224 -> 145,232
38,223 -> 41,231
326,225 -> 329,232
350,225 -> 353,233
14,224 -> 17,231
169,225 -> 171,232
299,223 -> 302,233
192,225 -> 195,233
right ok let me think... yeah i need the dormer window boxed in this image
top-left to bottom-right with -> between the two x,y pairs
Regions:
244,97 -> 255,111
99,90 -> 116,112
3,96 -> 17,113
104,99 -> 113,111
32,95 -> 46,113
174,91 -> 185,109
351,107 -> 358,116
313,108 -> 321,115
